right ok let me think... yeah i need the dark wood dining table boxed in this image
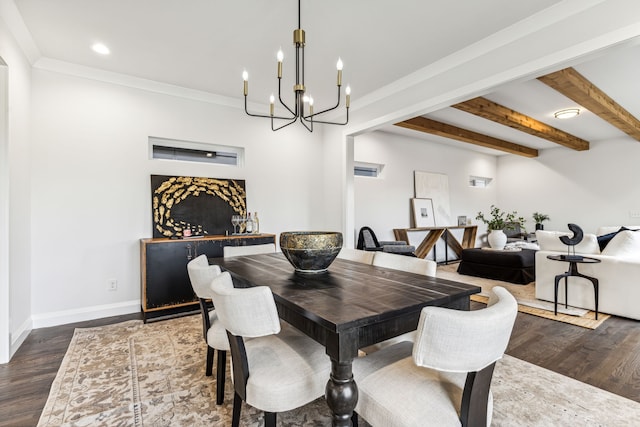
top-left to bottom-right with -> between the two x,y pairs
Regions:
211,253 -> 480,427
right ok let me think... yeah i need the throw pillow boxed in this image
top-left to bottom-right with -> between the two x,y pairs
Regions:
597,231 -> 620,251
601,230 -> 640,259
597,225 -> 640,236
597,226 -> 640,251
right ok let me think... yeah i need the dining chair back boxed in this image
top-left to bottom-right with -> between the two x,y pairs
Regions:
337,247 -> 375,264
372,251 -> 437,277
352,286 -> 517,427
223,243 -> 276,257
210,271 -> 331,427
360,251 -> 438,353
186,254 -> 230,405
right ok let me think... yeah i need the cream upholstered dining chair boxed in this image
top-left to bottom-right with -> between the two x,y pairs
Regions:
222,243 -> 276,257
186,254 -> 230,405
337,247 -> 375,264
361,251 -> 438,353
351,286 -> 517,427
372,251 -> 437,277
209,271 -> 331,427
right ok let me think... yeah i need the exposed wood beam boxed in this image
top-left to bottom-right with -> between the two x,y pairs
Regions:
395,117 -> 538,158
452,97 -> 589,151
538,67 -> 640,142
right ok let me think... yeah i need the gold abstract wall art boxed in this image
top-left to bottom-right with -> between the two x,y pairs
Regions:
151,175 -> 246,238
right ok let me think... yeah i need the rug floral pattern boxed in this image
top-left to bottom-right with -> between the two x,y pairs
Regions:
38,315 -> 640,426
38,316 -> 335,427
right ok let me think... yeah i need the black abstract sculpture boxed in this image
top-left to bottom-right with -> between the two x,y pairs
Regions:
559,223 -> 584,260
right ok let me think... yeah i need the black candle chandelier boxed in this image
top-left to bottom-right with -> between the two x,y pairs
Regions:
242,0 -> 350,132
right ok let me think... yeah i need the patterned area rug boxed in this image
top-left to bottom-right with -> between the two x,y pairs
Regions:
37,315 -> 640,426
437,263 -> 610,329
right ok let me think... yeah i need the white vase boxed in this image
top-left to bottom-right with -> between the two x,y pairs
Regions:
488,229 -> 507,250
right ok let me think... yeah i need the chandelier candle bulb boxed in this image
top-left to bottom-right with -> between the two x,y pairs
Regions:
270,94 -> 275,116
277,49 -> 283,78
337,58 -> 343,86
309,97 -> 314,116
242,70 -> 248,96
346,85 -> 351,108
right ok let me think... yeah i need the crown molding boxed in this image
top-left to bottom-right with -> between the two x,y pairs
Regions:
0,0 -> 41,64
33,57 -> 245,109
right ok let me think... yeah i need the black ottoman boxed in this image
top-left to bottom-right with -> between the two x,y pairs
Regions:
457,248 -> 536,284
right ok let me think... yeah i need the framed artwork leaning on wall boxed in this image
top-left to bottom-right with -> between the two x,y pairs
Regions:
411,198 -> 436,228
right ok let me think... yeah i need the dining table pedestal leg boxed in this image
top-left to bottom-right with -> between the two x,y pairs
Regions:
326,359 -> 358,427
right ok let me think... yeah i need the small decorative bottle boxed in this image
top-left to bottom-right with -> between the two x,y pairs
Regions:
246,212 -> 253,233
254,212 -> 260,234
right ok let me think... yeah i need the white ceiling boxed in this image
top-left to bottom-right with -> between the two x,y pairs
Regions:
12,0 -> 640,155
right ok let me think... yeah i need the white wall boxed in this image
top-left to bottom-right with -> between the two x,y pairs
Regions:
29,69 -> 324,325
353,131 -> 497,257
0,12 -> 32,362
498,137 -> 640,235
320,125 -> 354,244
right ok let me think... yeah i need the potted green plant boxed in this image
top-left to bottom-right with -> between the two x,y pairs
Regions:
532,212 -> 550,230
476,205 -> 525,249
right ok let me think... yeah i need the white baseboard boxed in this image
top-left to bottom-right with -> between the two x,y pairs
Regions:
10,317 -> 32,359
31,300 -> 141,329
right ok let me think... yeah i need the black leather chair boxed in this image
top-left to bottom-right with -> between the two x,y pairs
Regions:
357,226 -> 416,256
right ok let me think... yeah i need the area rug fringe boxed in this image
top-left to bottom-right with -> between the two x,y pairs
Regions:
37,316 -> 639,427
470,294 -> 608,329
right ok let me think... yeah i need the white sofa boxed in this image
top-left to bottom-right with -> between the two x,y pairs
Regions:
535,226 -> 640,320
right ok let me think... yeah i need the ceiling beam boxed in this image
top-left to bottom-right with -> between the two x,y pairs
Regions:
538,67 -> 640,142
452,97 -> 589,151
395,117 -> 538,158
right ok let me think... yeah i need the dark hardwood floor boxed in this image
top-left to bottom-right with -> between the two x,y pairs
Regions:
1,305 -> 639,426
0,313 -> 142,427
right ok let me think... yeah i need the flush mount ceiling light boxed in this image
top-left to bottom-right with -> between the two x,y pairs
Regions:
554,108 -> 580,119
91,43 -> 110,55
242,0 -> 350,132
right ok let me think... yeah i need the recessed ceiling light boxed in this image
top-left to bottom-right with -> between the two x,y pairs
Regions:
554,108 -> 580,119
91,43 -> 110,55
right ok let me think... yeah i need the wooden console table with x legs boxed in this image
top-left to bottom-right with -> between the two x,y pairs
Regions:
393,225 -> 478,262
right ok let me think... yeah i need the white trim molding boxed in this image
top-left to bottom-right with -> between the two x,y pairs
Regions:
31,300 -> 141,329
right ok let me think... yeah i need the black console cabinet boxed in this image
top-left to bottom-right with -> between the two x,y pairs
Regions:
140,234 -> 276,322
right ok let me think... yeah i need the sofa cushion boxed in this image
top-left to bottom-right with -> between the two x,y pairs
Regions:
601,230 -> 640,259
535,230 -> 600,254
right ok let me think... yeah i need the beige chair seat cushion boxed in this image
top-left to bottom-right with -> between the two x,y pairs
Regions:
353,342 -> 492,427
243,325 -> 330,413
